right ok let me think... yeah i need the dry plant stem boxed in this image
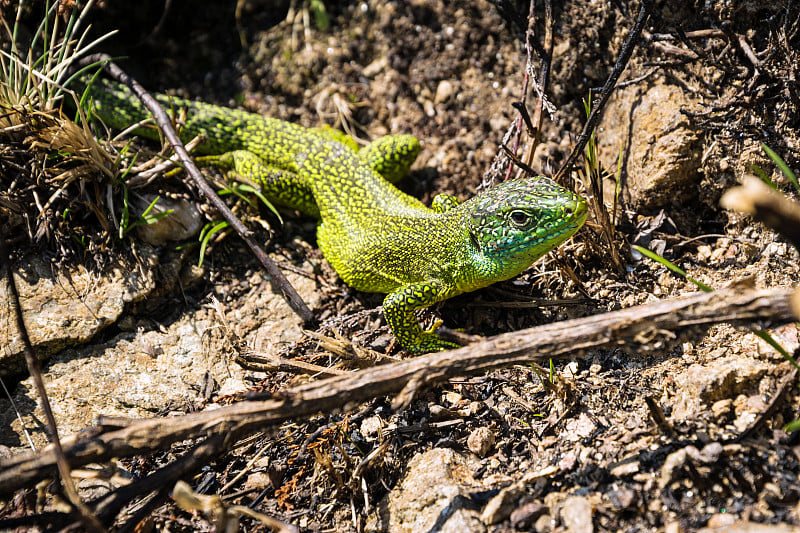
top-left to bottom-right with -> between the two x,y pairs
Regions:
588,166 -> 624,274
647,29 -> 727,41
505,0 -> 536,181
521,0 -> 553,170
0,284 -> 796,495
0,235 -> 105,533
126,135 -> 205,188
235,351 -> 347,377
737,367 -> 798,442
720,175 -> 800,253
505,0 -> 553,180
115,487 -> 172,533
554,0 -> 653,182
644,395 -> 677,439
82,54 -> 314,325
0,512 -> 73,531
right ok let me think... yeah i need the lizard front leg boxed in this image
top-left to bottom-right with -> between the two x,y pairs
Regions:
383,279 -> 461,354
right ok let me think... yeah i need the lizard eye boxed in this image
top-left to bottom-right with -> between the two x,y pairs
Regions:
509,210 -> 531,227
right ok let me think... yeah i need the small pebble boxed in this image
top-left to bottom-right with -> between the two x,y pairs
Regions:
706,512 -> 736,528
606,488 -> 637,510
697,245 -> 712,263
480,485 -> 521,525
510,501 -> 547,529
764,242 -> 787,257
434,80 -> 454,104
243,472 -> 271,491
711,399 -> 733,420
467,426 -> 495,457
562,361 -> 580,378
535,514 -> 554,533
360,415 -> 382,439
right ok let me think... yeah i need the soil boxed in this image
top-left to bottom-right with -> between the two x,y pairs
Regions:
1,0 -> 799,531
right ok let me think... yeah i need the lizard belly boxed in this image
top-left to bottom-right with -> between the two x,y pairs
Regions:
316,220 -> 425,293
317,212 -> 469,295
316,221 -> 402,293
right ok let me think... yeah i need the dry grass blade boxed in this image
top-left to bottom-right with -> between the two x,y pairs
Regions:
173,481 -> 299,533
26,110 -> 117,180
0,0 -> 132,259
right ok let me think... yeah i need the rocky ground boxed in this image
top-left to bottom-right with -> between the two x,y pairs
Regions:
1,0 -> 799,531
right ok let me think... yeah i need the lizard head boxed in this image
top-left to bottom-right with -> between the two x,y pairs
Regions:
466,176 -> 587,279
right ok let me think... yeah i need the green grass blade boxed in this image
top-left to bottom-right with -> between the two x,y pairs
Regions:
198,221 -> 229,266
218,185 -> 257,208
309,0 -> 330,31
234,183 -> 284,224
748,164 -> 777,189
123,200 -> 174,236
632,245 -> 713,293
761,143 -> 799,192
753,331 -> 800,373
120,186 -> 131,239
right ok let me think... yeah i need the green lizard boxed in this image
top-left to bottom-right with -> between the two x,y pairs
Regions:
87,78 -> 587,354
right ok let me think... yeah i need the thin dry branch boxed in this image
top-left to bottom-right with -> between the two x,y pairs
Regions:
92,435 -> 225,525
0,283 -> 796,495
0,234 -> 105,531
520,0 -> 554,170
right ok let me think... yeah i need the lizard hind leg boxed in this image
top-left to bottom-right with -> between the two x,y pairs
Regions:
307,127 -> 422,184
197,150 -> 319,217
309,124 -> 361,152
358,134 -> 421,184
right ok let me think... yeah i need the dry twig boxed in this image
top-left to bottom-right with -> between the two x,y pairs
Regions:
0,235 -> 105,532
554,0 -> 653,182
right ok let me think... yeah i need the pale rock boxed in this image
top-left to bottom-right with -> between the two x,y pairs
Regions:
560,495 -> 593,533
597,84 -> 702,211
481,485 -> 522,525
1,249 -> 171,376
366,448 -> 484,533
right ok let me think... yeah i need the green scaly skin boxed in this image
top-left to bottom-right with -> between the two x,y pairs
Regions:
87,78 -> 588,354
